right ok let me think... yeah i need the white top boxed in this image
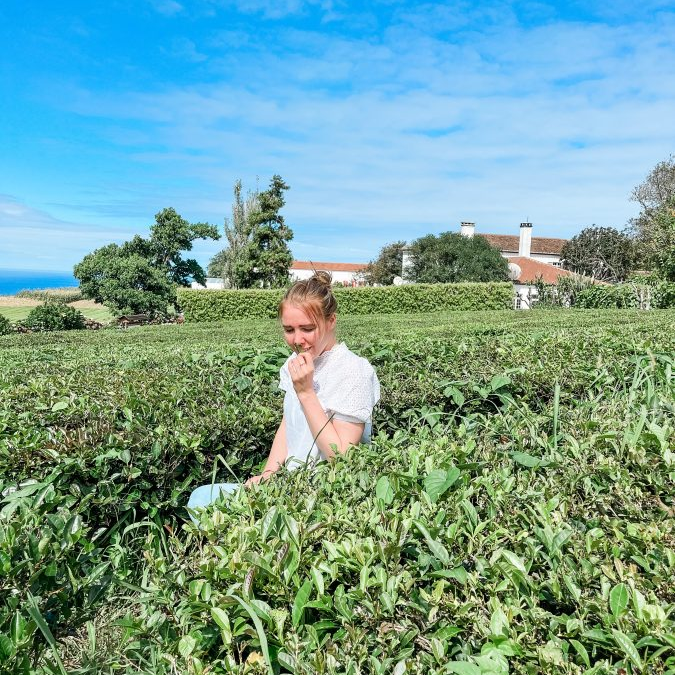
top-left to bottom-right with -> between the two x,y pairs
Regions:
278,342 -> 381,470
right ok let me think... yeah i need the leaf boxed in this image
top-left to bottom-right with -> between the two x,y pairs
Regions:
25,592 -> 68,675
226,594 -> 272,673
424,467 -> 460,502
500,550 -> 527,574
292,580 -> 313,627
375,476 -> 394,505
260,506 -> 279,540
610,583 -> 630,619
211,607 -> 230,632
570,639 -> 590,668
414,521 -> 449,564
178,635 -> 196,658
429,566 -> 468,585
490,374 -> 511,391
612,628 -> 643,671
490,606 -> 509,638
511,451 -> 545,468
445,662 -> 480,675
51,400 -> 69,412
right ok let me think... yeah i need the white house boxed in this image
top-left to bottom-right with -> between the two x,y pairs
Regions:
191,277 -> 226,290
190,260 -> 368,290
401,221 -> 572,309
290,261 -> 367,285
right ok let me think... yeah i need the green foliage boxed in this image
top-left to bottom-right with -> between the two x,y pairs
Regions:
560,226 -> 636,282
575,282 -> 675,309
208,179 -> 262,288
177,283 -> 514,321
629,155 -> 675,270
234,175 -> 294,289
24,302 -> 86,331
407,232 -> 510,283
364,241 -> 406,285
0,314 -> 11,335
1,310 -> 674,672
650,202 -> 675,281
16,288 -> 83,302
74,207 -> 219,315
533,274 -> 596,308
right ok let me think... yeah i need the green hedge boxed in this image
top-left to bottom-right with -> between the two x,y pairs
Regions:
576,282 -> 675,309
177,282 -> 513,321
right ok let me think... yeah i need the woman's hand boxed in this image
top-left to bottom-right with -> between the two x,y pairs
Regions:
245,471 -> 273,487
289,351 -> 315,397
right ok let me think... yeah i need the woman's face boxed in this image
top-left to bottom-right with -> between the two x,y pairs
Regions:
280,303 -> 336,358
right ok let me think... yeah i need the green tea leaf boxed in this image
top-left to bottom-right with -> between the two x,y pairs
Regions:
375,475 -> 394,505
292,580 -> 313,627
178,635 -> 196,658
610,583 -> 630,619
612,628 -> 642,671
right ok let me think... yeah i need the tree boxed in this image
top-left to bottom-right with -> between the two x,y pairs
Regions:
650,200 -> 675,281
560,226 -> 635,282
237,175 -> 293,288
364,241 -> 405,285
207,180 -> 260,288
406,232 -> 509,283
629,155 -> 675,269
74,208 -> 219,315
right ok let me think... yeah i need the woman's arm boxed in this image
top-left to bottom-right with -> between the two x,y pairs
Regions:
296,391 -> 364,461
246,416 -> 288,485
289,352 -> 365,460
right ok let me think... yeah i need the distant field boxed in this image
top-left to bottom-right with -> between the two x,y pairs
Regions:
0,296 -> 113,322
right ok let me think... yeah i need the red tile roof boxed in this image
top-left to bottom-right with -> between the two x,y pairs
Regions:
291,260 -> 367,272
479,234 -> 567,255
508,256 -> 574,285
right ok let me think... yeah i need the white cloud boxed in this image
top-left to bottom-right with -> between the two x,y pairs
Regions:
149,0 -> 184,16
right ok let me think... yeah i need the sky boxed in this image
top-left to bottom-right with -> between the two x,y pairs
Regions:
1,0 -> 674,272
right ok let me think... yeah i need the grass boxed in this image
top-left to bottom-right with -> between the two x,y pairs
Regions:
0,301 -> 113,323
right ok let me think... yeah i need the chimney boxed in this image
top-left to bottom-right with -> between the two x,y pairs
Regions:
460,221 -> 475,238
401,244 -> 413,282
519,222 -> 532,257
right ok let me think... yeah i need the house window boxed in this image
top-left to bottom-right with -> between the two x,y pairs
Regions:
514,295 -> 522,309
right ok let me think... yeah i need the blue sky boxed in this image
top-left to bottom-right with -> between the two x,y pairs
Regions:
1,0 -> 674,271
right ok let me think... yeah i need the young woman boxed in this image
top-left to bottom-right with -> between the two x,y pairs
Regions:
187,271 -> 380,515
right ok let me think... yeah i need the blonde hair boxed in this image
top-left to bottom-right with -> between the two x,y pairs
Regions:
279,270 -> 338,326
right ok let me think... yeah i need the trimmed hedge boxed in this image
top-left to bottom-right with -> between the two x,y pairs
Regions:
177,282 -> 513,321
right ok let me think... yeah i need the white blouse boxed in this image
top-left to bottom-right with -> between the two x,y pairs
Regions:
278,342 -> 381,470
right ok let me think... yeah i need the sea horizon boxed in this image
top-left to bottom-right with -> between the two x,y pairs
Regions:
0,268 -> 79,296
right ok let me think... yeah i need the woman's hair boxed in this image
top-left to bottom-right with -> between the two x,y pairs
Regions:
279,270 -> 338,325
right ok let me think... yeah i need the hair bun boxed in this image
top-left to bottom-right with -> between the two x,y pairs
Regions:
311,270 -> 333,287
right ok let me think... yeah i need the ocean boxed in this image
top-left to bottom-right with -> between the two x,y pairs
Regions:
0,269 -> 79,295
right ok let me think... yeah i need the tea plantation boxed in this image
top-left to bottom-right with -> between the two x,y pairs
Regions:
1,309 -> 674,674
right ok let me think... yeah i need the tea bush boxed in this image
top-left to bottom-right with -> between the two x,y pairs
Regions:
24,302 -> 86,332
177,283 -> 513,322
0,309 -> 674,673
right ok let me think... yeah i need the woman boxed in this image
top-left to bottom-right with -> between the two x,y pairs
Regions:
187,271 -> 380,516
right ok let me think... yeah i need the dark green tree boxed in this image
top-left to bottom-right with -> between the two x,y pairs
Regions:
561,226 -> 635,282
406,232 -> 509,283
364,241 -> 406,285
650,200 -> 675,281
74,208 -> 219,315
237,175 -> 293,288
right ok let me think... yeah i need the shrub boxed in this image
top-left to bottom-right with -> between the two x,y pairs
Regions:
177,282 -> 514,322
576,282 -> 675,309
24,302 -> 86,331
0,314 -> 11,336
